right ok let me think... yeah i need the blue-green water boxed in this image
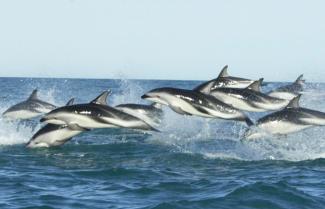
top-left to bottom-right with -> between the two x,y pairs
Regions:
0,78 -> 325,209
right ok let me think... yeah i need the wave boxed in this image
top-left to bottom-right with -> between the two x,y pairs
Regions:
149,181 -> 325,209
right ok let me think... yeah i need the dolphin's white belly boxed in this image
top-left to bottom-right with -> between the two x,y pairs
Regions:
244,130 -> 269,140
224,81 -> 253,89
202,106 -> 243,119
254,99 -> 289,111
258,120 -> 311,135
3,110 -> 42,119
35,106 -> 54,114
29,128 -> 82,148
66,114 -> 117,129
300,117 -> 325,126
104,117 -> 149,129
115,108 -> 159,127
211,92 -> 265,112
268,92 -> 297,100
167,97 -> 212,118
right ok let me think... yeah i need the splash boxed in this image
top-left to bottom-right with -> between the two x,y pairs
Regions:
111,79 -> 145,106
0,117 -> 35,146
144,82 -> 325,161
0,80 -> 61,146
1,79 -> 325,162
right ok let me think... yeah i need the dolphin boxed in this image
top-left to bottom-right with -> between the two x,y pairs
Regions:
209,79 -> 290,112
41,90 -> 158,131
115,103 -> 163,126
244,94 -> 325,139
268,74 -> 305,100
3,89 -> 57,120
26,98 -> 89,148
193,65 -> 255,93
141,87 -> 254,126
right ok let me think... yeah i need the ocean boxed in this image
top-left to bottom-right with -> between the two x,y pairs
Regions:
0,77 -> 324,209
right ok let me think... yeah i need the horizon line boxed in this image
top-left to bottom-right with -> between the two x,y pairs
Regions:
0,75 -> 313,83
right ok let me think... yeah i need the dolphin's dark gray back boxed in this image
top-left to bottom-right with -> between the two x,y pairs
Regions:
272,75 -> 305,93
194,65 -> 254,93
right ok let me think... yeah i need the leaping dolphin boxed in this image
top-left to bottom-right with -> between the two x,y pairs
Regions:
268,74 -> 305,100
141,87 -> 254,126
209,79 -> 289,112
26,98 -> 89,148
194,65 -> 255,93
115,103 -> 163,126
245,95 -> 325,139
41,90 -> 158,132
2,89 -> 57,120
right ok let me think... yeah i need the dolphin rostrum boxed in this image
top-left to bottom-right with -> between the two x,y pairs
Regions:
2,89 -> 57,120
141,87 -> 254,126
41,90 -> 158,131
26,98 -> 89,148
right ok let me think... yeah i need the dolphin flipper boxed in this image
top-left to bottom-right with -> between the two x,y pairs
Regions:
244,117 -> 254,126
67,123 -> 91,131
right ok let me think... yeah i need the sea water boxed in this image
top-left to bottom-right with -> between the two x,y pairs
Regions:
0,77 -> 324,209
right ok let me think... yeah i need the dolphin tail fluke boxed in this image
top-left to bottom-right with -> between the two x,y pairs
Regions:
244,117 -> 254,127
25,140 -> 32,148
68,123 -> 91,131
141,122 -> 161,132
150,127 -> 161,132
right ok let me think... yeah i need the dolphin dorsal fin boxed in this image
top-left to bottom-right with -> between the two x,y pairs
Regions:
217,65 -> 229,78
295,74 -> 305,85
66,98 -> 75,106
287,94 -> 302,108
247,78 -> 263,92
196,80 -> 216,94
28,89 -> 38,100
90,90 -> 111,105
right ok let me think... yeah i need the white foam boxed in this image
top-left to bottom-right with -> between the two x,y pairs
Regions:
1,80 -> 325,162
0,86 -> 60,146
0,117 -> 34,145
112,79 -> 145,106
146,101 -> 325,161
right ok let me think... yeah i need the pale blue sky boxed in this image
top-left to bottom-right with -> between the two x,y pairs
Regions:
0,0 -> 324,81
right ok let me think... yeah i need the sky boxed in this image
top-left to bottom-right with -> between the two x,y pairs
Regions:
0,0 -> 324,81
